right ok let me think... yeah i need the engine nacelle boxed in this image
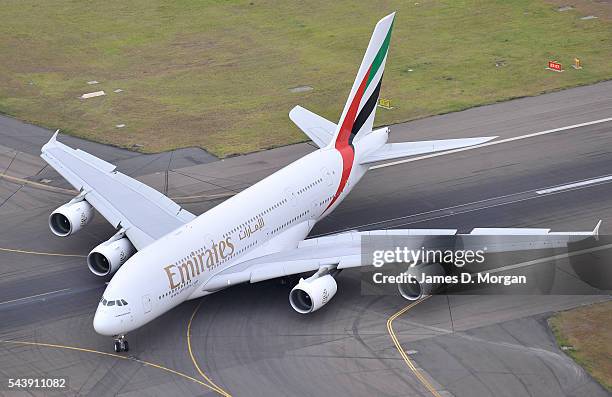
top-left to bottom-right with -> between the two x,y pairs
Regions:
289,274 -> 337,314
87,237 -> 136,276
49,201 -> 94,237
398,263 -> 447,300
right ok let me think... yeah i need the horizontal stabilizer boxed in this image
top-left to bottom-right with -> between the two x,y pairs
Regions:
289,106 -> 337,148
360,136 -> 496,164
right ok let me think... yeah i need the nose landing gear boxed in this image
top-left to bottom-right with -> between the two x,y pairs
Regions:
113,335 -> 129,353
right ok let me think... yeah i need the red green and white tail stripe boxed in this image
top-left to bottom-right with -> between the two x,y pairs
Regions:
332,12 -> 395,149
324,13 -> 395,213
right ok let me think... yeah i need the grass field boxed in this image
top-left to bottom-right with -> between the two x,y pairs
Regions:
549,301 -> 612,391
0,1 -> 610,157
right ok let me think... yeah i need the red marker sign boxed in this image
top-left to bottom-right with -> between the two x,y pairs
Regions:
547,60 -> 563,72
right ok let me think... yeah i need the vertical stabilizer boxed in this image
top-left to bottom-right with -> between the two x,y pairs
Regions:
331,12 -> 395,148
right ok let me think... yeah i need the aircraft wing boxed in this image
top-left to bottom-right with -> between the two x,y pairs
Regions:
289,105 -> 336,148
202,223 -> 600,291
41,132 -> 196,249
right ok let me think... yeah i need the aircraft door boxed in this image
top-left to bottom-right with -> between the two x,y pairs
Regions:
311,199 -> 320,215
285,186 -> 297,207
322,167 -> 333,186
142,294 -> 152,314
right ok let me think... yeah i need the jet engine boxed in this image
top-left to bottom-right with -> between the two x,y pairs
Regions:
87,237 -> 136,276
49,200 -> 94,237
289,274 -> 337,314
398,263 -> 447,300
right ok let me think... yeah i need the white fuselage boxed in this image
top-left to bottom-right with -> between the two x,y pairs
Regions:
93,141 -> 376,336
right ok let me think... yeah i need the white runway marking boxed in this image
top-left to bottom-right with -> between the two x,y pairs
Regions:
482,243 -> 612,275
314,172 -> 611,237
536,175 -> 612,195
0,288 -> 70,306
371,117 -> 612,169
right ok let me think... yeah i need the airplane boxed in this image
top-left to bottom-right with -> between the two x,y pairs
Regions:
40,13 -> 599,352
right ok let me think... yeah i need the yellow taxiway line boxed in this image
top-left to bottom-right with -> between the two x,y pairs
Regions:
0,247 -> 86,257
0,249 -> 231,395
187,301 -> 232,397
2,225 -> 436,397
387,296 -> 443,397
0,339 -> 222,394
0,173 -> 77,195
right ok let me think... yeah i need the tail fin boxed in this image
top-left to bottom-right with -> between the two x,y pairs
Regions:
331,12 -> 395,148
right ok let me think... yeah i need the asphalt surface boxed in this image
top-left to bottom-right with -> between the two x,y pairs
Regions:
0,80 -> 611,396
0,115 -> 218,179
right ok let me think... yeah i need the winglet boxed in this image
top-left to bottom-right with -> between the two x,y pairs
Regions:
50,129 -> 59,143
41,130 -> 60,154
593,219 -> 602,240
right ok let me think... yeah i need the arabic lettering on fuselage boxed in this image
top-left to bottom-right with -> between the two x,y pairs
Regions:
163,216 -> 266,289
239,216 -> 265,240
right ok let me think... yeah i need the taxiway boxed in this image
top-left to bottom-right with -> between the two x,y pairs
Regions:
0,81 -> 611,396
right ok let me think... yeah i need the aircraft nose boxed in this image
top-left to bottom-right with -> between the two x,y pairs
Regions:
93,308 -> 120,336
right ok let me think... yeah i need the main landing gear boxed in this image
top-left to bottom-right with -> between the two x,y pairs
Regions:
113,335 -> 129,353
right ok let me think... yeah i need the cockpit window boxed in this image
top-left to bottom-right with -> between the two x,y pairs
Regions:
100,297 -> 128,306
